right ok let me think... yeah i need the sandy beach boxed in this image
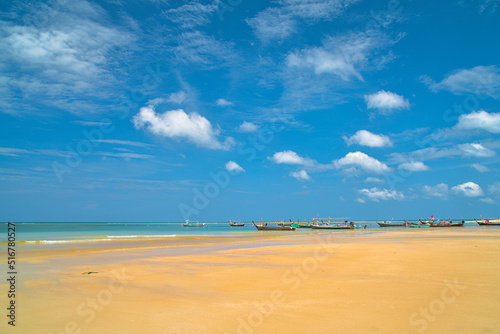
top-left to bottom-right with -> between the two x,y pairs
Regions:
2,229 -> 500,333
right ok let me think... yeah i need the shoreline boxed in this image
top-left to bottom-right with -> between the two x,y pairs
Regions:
2,229 -> 500,333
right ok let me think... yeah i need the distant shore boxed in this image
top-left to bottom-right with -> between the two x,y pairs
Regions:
1,229 -> 500,333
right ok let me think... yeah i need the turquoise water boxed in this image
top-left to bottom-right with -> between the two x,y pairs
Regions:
0,220 -> 489,242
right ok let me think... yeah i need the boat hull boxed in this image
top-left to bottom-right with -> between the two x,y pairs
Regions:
311,225 -> 354,230
409,225 -> 430,228
255,225 -> 296,231
377,223 -> 406,227
229,223 -> 245,227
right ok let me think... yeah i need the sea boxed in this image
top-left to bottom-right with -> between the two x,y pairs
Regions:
0,220 -> 488,243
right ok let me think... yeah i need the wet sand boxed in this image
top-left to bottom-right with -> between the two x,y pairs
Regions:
2,229 -> 500,333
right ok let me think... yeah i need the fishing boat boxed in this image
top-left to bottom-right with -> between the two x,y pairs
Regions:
253,221 -> 296,231
229,220 -> 245,227
475,219 -> 500,226
449,221 -> 465,227
298,223 -> 312,228
182,220 -> 205,227
377,221 -> 406,227
311,221 -> 355,230
429,221 -> 451,227
408,224 -> 430,228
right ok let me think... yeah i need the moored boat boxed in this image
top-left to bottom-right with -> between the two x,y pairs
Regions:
253,221 -> 296,231
429,221 -> 451,227
182,220 -> 205,227
298,223 -> 312,228
311,221 -> 355,230
377,221 -> 406,227
449,221 -> 465,227
475,219 -> 500,226
229,220 -> 245,227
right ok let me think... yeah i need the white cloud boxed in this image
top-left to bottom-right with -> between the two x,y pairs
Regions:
238,121 -> 259,133
290,170 -> 311,181
169,91 -> 188,104
471,163 -> 490,172
334,151 -> 391,174
95,152 -> 153,160
286,28 -> 397,82
163,2 -> 218,29
423,65 -> 500,99
215,98 -> 234,106
422,183 -> 449,200
452,182 -> 484,197
364,90 -> 410,115
247,8 -> 296,42
95,139 -> 152,147
225,161 -> 245,173
489,182 -> 500,195
458,143 -> 496,157
247,0 -> 358,42
268,150 -> 315,166
398,161 -> 430,172
343,130 -> 392,148
0,0 -> 132,114
480,198 -> 496,204
132,105 -> 234,150
364,177 -> 385,184
358,187 -> 405,202
455,110 -> 500,133
174,31 -> 237,67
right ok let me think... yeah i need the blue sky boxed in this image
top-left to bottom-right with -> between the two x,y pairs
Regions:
1,0 -> 499,222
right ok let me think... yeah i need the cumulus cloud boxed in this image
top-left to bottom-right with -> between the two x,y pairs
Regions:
458,143 -> 496,157
225,161 -> 245,173
422,183 -> 449,199
238,121 -> 259,133
364,90 -> 410,115
455,110 -> 500,133
422,65 -> 500,99
268,150 -> 315,166
334,151 -> 391,174
290,170 -> 311,181
215,98 -> 234,106
132,105 -> 234,150
343,130 -> 392,148
358,187 -> 405,202
398,161 -> 430,172
451,182 -> 484,197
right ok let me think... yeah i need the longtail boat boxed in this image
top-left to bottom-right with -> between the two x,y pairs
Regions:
298,223 -> 312,228
229,220 -> 245,227
429,221 -> 451,227
377,221 -> 406,227
408,224 -> 430,228
475,219 -> 500,226
312,221 -> 355,230
253,221 -> 296,231
449,221 -> 465,227
182,220 -> 205,227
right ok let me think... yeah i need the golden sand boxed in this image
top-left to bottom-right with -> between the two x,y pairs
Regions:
2,229 -> 500,333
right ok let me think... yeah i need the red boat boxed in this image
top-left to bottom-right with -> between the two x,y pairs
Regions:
253,221 -> 296,231
476,219 -> 500,226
